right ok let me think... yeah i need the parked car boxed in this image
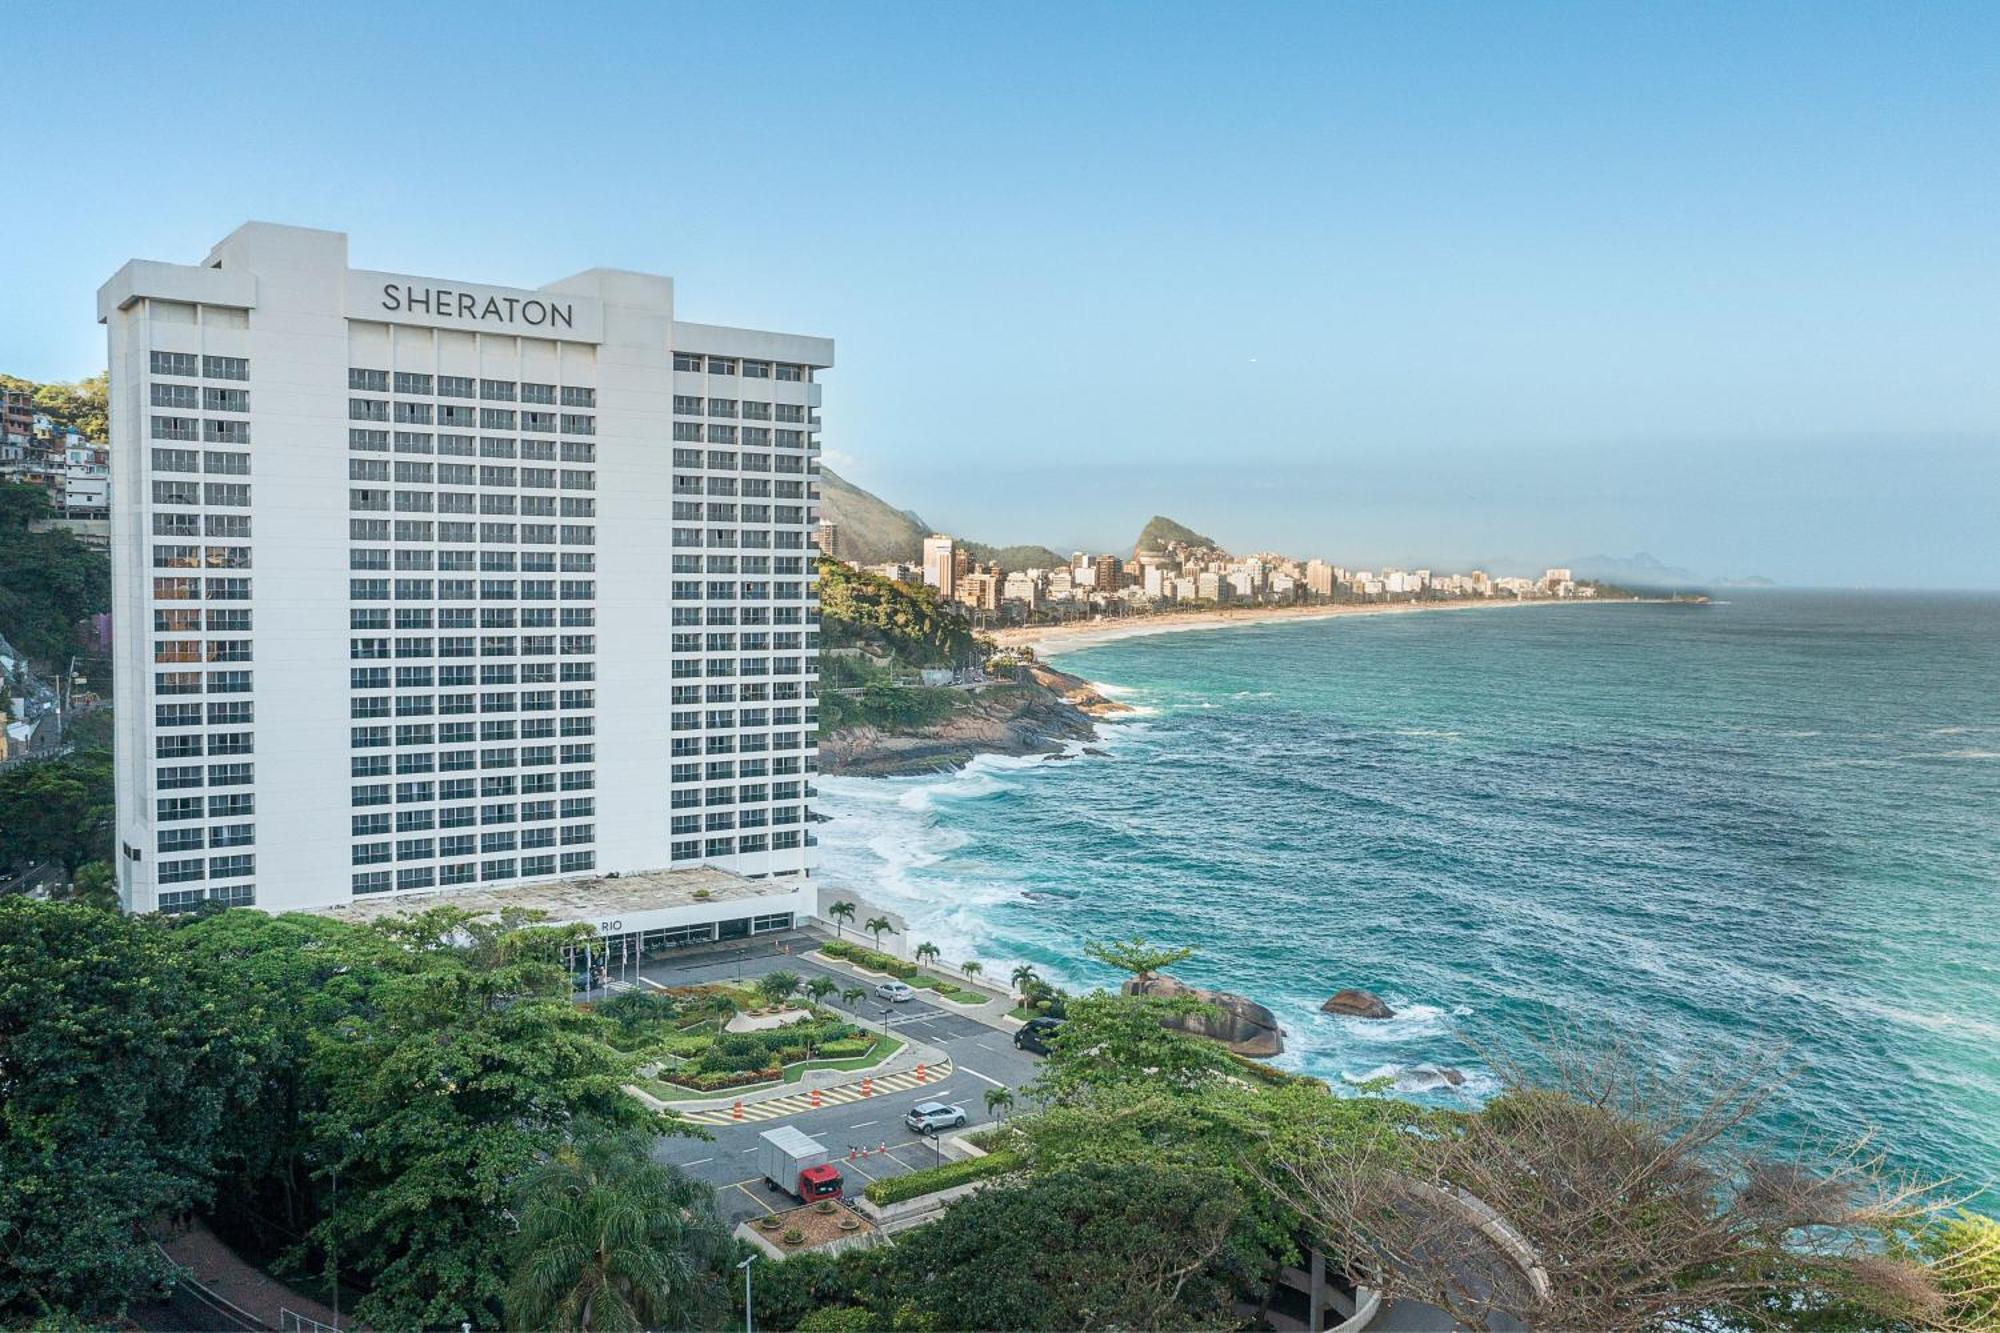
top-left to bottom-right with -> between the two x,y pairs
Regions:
876,979 -> 914,1002
1013,1015 -> 1064,1054
904,1101 -> 967,1134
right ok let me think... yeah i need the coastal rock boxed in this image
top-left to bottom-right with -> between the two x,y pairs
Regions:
1410,1063 -> 1467,1088
819,663 -> 1123,777
1122,974 -> 1284,1058
1082,746 -> 1109,757
1322,988 -> 1396,1020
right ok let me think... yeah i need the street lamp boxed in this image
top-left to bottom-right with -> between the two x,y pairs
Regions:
880,1007 -> 892,1038
738,1253 -> 759,1333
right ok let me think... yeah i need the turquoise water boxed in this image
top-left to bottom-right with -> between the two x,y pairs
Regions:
815,593 -> 2000,1198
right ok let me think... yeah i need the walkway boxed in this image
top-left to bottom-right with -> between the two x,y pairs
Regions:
671,1055 -> 957,1125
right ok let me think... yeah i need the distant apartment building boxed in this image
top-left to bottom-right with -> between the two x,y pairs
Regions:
100,222 -> 828,919
922,534 -> 956,596
814,520 -> 838,559
1092,553 -> 1122,592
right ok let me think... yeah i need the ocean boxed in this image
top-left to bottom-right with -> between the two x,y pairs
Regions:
814,592 -> 2000,1198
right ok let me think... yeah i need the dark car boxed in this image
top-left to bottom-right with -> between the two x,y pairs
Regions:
1013,1016 -> 1063,1055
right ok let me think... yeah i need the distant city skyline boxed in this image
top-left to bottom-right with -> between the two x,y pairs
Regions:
5,2 -> 1996,586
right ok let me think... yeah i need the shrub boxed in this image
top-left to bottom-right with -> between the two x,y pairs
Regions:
817,1038 -> 874,1059
820,939 -> 918,979
782,1227 -> 806,1245
862,1150 -> 1022,1205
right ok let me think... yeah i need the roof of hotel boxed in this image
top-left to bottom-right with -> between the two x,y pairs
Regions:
309,866 -> 793,926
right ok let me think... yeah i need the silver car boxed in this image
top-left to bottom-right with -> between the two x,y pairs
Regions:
904,1101 -> 967,1133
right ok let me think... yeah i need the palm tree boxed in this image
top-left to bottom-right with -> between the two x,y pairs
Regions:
757,970 -> 800,1006
914,941 -> 941,970
804,976 -> 837,1007
1010,963 -> 1040,1003
983,1087 -> 1015,1121
960,959 -> 984,985
506,1127 -> 730,1332
827,900 -> 856,938
864,916 -> 893,952
840,985 -> 866,1010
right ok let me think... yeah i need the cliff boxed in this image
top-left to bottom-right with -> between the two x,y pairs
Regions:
818,662 -> 1127,777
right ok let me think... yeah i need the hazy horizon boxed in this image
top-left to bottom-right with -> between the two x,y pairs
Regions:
6,3 -> 1995,587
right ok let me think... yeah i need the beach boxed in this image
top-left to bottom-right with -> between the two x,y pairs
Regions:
990,596 -> 1635,657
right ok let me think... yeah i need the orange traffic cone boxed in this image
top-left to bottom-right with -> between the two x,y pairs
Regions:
732,1100 -> 743,1121
915,1062 -> 927,1083
861,1076 -> 873,1097
810,1087 -> 822,1108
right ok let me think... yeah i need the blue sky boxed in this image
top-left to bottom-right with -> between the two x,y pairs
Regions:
7,2 -> 1996,584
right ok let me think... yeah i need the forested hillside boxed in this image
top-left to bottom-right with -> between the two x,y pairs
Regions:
0,371 -> 108,440
0,484 -> 109,668
816,555 -> 985,666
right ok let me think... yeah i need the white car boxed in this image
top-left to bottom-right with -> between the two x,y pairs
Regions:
875,980 -> 914,1003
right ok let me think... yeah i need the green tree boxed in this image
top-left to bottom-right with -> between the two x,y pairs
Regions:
1083,934 -> 1195,980
304,910 -> 669,1330
804,976 -> 838,1006
1010,963 -> 1040,1002
0,751 -> 114,878
758,970 -> 801,1005
57,859 -> 118,910
983,1088 -> 1016,1121
959,959 -> 983,984
504,1126 -> 730,1332
873,1162 -> 1250,1330
827,900 -> 855,937
840,985 -> 867,1009
864,916 -> 892,951
1923,1210 -> 2000,1330
913,941 -> 940,969
0,900 -> 254,1322
0,483 -> 110,669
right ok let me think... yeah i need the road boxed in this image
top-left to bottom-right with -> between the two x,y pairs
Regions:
638,935 -> 1043,1226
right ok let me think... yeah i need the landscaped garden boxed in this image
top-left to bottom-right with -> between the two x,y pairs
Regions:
592,974 -> 904,1097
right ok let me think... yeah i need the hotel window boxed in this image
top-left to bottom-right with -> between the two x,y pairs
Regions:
561,386 -> 595,407
205,420 -> 251,444
151,350 -> 198,377
152,383 -> 199,408
205,451 -> 250,475
521,382 -> 556,404
350,398 -> 389,422
480,379 -> 517,402
775,364 -> 804,382
742,360 -> 771,379
204,387 -> 249,412
394,371 -> 433,395
349,368 -> 389,391
707,358 -> 737,376
438,375 -> 475,398
202,355 -> 249,381
152,416 -> 198,441
673,352 -> 703,371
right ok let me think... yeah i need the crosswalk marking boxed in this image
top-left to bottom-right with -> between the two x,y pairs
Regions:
674,1058 -> 956,1125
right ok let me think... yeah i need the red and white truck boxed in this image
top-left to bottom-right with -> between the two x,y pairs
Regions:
757,1125 -> 844,1203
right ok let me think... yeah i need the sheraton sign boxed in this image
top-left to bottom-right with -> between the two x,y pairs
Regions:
347,270 -> 603,342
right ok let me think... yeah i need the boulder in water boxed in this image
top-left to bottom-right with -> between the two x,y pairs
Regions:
1122,974 -> 1284,1057
1322,988 -> 1395,1020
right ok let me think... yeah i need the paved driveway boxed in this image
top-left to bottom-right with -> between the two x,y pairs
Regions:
637,934 -> 1042,1227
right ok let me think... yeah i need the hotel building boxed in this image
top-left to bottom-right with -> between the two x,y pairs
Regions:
99,223 -> 829,929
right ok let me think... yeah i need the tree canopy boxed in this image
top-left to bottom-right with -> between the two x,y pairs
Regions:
0,483 -> 110,669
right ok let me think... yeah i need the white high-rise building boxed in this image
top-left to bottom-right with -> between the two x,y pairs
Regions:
99,223 -> 829,917
922,534 -> 956,596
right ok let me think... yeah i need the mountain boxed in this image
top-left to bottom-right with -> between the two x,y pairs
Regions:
818,468 -> 1064,570
1135,515 -> 1218,555
1567,552 -> 1703,590
818,467 -> 929,565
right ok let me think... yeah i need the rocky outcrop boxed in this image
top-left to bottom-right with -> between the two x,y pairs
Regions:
820,664 -> 1128,777
1122,974 -> 1284,1058
1322,988 -> 1395,1020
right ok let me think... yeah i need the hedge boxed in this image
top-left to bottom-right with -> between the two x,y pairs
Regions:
820,940 -> 919,979
862,1149 -> 1022,1205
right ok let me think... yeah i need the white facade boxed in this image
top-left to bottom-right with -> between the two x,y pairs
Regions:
100,223 -> 829,915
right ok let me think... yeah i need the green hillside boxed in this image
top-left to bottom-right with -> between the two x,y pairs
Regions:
963,540 -> 1067,571
817,556 -> 984,666
1135,515 -> 1219,554
818,467 -> 930,565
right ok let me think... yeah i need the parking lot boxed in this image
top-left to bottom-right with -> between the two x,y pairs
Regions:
638,934 -> 1043,1226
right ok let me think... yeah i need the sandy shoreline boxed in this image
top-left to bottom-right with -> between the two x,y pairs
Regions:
992,597 -> 1652,658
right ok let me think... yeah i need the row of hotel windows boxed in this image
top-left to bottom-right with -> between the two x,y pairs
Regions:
673,354 -> 810,380
347,578 -> 596,601
675,480 -> 813,502
151,385 -> 249,411
353,851 -> 598,895
150,351 -> 248,380
672,396 -> 811,423
672,449 -> 816,475
671,503 -> 812,525
349,647 -> 597,672
672,556 -> 812,575
355,796 -> 595,830
160,855 -> 256,883
672,781 -> 807,806
672,833 -> 805,860
349,460 -> 596,489
670,529 -> 812,552
353,826 -> 595,863
159,824 -> 253,851
671,424 -> 810,447
351,430 -> 597,462
161,884 -> 256,912
152,417 -> 250,443
349,496 -> 598,528
350,400 -> 596,435
348,369 -> 596,407
154,513 -> 251,537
